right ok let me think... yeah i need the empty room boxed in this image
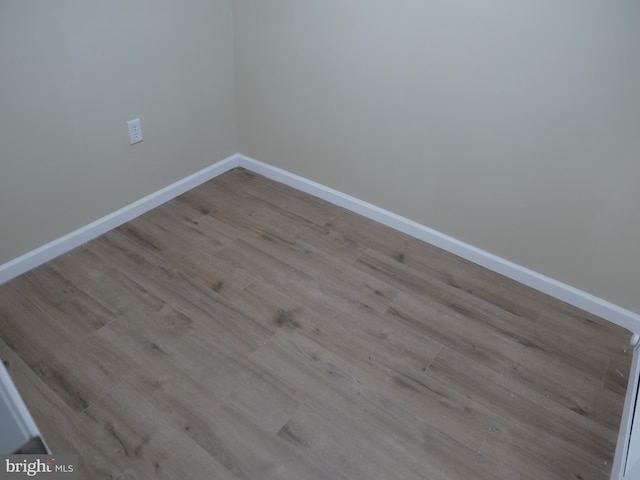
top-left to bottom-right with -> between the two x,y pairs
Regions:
1,1 -> 640,479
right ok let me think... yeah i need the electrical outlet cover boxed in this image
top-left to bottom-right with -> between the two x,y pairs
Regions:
127,118 -> 143,145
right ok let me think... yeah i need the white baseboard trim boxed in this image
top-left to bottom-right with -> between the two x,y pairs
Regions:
1,152 -> 638,333
238,154 -> 640,334
0,154 -> 240,285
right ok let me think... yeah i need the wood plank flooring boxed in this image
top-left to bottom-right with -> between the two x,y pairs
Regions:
0,167 -> 633,479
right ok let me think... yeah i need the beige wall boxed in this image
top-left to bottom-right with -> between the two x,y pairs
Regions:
2,1 -> 639,313
234,0 -> 640,313
0,1 -> 237,264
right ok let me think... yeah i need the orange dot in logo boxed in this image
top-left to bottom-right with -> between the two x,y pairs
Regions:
46,461 -> 52,465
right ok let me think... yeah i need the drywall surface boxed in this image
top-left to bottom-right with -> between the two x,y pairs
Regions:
233,0 -> 640,312
0,1 -> 237,265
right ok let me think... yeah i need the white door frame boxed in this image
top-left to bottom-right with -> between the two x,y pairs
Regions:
612,339 -> 640,479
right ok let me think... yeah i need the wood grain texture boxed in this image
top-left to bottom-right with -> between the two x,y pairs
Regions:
0,167 -> 632,479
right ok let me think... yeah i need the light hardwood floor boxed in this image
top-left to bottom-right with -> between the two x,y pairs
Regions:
0,167 -> 632,479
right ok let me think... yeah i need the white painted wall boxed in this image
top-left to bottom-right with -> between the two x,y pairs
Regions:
0,1 -> 237,265
233,0 -> 640,313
